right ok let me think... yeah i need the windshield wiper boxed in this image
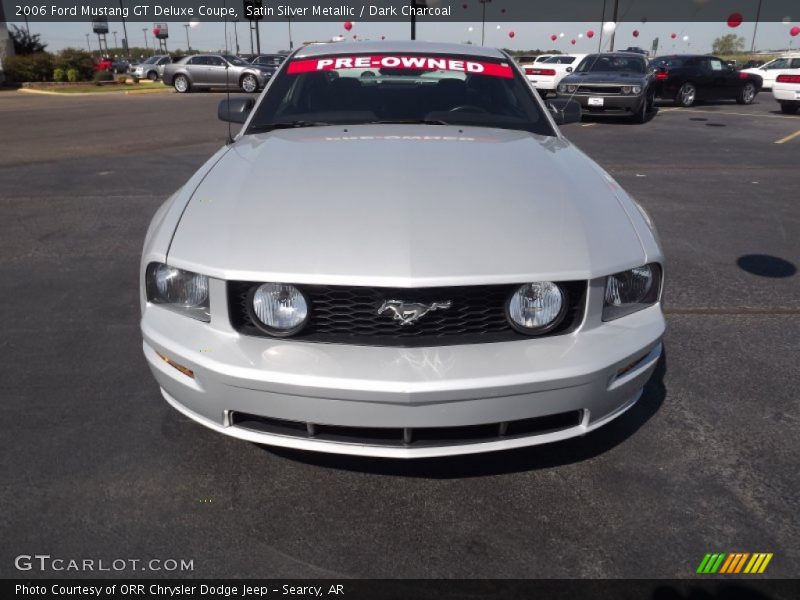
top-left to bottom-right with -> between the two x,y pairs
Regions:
250,120 -> 332,132
368,119 -> 451,126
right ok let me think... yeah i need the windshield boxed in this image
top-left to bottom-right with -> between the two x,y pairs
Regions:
142,56 -> 159,64
246,53 -> 552,135
576,55 -> 646,74
223,55 -> 249,66
545,56 -> 578,65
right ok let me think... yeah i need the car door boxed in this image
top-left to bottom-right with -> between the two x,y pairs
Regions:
700,57 -> 729,100
681,57 -> 711,99
204,56 -> 230,87
185,56 -> 208,84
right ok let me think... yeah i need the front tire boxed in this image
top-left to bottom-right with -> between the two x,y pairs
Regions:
632,89 -> 655,123
676,82 -> 697,107
173,75 -> 190,94
147,70 -> 158,81
241,74 -> 258,93
780,102 -> 800,115
737,82 -> 757,105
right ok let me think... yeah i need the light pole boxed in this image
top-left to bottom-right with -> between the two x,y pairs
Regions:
183,23 -> 191,52
233,19 -> 240,53
142,27 -> 149,55
480,0 -> 492,46
287,16 -> 294,50
112,30 -> 118,50
119,0 -> 129,57
750,0 -> 763,53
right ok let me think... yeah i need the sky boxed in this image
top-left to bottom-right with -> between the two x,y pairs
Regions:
6,20 -> 799,55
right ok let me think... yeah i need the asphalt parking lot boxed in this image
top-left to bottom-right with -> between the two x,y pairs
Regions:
1,88 -> 798,579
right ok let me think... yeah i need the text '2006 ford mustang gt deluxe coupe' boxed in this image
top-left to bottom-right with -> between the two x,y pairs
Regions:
141,41 -> 665,458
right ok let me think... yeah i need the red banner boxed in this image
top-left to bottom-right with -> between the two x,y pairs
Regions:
287,55 -> 514,78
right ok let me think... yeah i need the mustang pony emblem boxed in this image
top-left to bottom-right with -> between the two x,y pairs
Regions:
378,300 -> 452,326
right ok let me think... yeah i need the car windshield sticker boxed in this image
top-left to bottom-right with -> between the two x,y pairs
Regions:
287,56 -> 514,78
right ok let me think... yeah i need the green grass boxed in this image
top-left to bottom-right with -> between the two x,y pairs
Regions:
33,81 -> 170,94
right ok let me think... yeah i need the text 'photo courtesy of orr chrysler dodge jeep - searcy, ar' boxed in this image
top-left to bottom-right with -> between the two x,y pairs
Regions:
140,41 -> 665,459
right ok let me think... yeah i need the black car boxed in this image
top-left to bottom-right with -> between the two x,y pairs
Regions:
249,54 -> 286,78
556,53 -> 656,123
651,55 -> 762,107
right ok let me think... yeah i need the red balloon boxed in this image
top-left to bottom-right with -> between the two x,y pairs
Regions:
571,39 -> 576,45
508,31 -> 515,39
671,32 -> 677,39
551,34 -> 557,41
727,12 -> 743,28
343,21 -> 353,31
152,27 -> 160,37
791,26 -> 800,37
587,30 -> 595,39
633,30 -> 640,38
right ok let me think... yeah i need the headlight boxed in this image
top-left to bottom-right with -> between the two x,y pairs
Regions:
632,85 -> 642,94
249,283 -> 309,336
566,84 -> 578,93
603,264 -> 662,321
621,86 -> 632,94
146,263 -> 210,321
507,282 -> 566,334
557,84 -> 567,93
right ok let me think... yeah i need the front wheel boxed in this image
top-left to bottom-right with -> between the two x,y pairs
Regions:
173,75 -> 190,93
737,82 -> 757,105
147,70 -> 158,81
240,74 -> 258,93
676,82 -> 696,107
780,102 -> 800,115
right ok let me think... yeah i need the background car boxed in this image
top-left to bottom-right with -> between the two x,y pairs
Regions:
248,54 -> 286,79
651,55 -> 762,107
557,53 -> 656,123
625,47 -> 649,56
773,73 -> 800,114
525,53 -> 588,96
162,54 -> 272,93
131,55 -> 173,81
93,57 -> 113,73
741,54 -> 800,90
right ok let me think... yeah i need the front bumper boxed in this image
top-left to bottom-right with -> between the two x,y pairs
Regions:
141,282 -> 665,458
563,94 -> 643,114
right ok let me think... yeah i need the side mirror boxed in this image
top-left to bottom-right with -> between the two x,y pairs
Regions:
566,66 -> 573,73
546,98 -> 582,126
218,98 -> 255,124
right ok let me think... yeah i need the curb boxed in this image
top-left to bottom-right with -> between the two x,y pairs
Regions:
18,86 -> 173,96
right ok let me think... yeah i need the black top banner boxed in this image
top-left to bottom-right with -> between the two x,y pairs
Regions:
3,0 -> 799,23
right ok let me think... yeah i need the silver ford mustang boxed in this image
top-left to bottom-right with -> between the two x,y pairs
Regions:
141,41 -> 665,458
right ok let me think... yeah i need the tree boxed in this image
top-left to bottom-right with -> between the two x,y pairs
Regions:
712,34 -> 745,55
9,25 -> 47,55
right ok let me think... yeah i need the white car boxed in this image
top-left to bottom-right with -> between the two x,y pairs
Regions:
773,72 -> 800,114
741,54 -> 800,90
525,54 -> 588,95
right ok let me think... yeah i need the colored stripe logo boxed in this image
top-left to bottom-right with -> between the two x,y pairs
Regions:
697,553 -> 773,574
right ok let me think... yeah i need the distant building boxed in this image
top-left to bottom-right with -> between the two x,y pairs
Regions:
0,3 -> 15,83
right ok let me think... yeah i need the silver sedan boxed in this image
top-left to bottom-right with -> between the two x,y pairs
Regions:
162,54 -> 272,93
141,41 -> 665,458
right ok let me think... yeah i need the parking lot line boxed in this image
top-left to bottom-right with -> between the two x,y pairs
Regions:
775,129 -> 800,144
581,123 -> 597,127
665,107 -> 797,120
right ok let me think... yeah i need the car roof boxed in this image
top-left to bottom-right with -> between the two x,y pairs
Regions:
293,41 -> 506,60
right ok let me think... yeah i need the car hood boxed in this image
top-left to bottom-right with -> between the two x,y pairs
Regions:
167,125 -> 646,286
562,72 -> 648,85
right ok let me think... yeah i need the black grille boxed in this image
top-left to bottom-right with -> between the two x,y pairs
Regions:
230,410 -> 583,448
228,281 -> 586,347
577,85 -> 624,95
